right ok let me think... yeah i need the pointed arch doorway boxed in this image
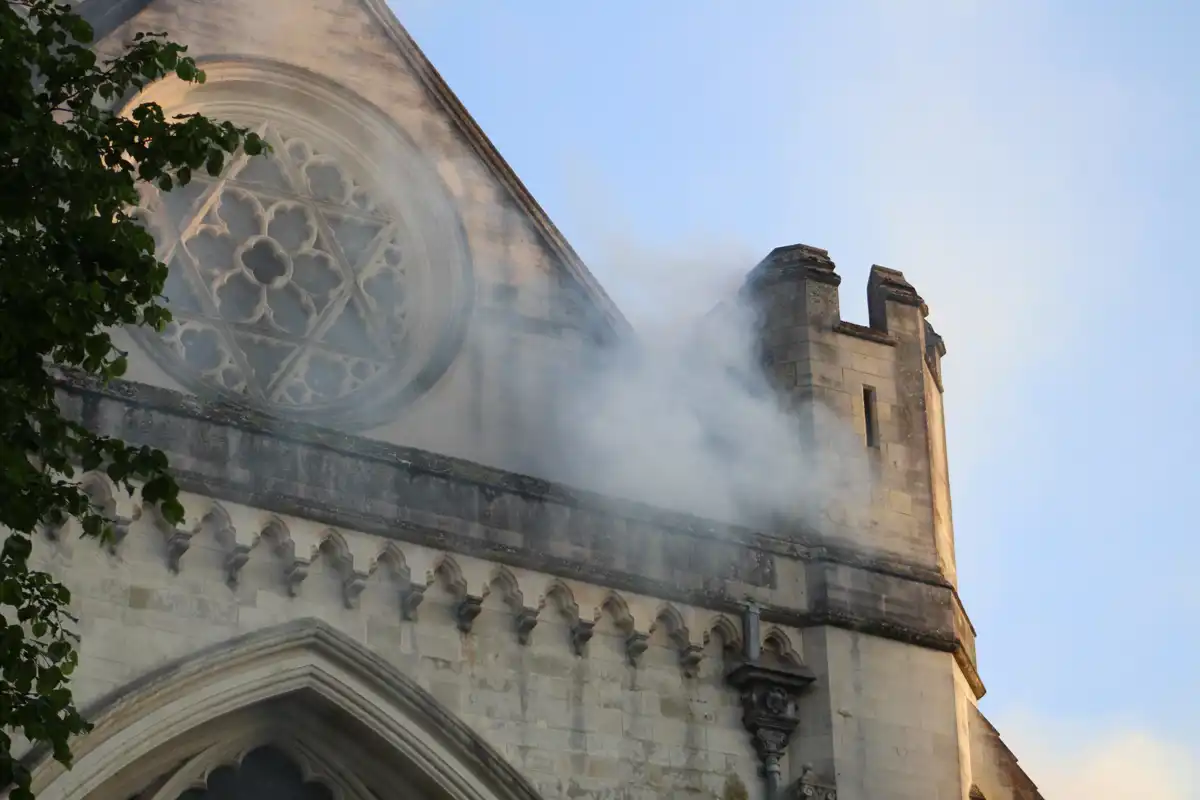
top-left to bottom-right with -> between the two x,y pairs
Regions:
26,620 -> 544,800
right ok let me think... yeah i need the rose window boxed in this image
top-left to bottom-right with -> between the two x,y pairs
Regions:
132,115 -> 469,428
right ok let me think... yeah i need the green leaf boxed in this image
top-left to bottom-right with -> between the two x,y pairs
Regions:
47,641 -> 72,663
2,535 -> 33,563
205,150 -> 225,176
0,4 -> 269,785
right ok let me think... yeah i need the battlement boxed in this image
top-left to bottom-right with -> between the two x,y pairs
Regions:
744,243 -> 937,345
744,244 -> 841,287
739,243 -> 961,594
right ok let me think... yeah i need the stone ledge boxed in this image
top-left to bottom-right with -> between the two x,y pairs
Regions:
805,562 -> 956,651
832,321 -> 897,347
55,372 -> 960,653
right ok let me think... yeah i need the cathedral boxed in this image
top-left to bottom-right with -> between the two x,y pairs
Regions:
23,1 -> 1043,798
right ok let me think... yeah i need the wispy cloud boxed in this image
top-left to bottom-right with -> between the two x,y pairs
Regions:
995,710 -> 1197,800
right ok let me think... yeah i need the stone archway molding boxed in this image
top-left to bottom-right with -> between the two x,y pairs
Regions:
24,618 -> 545,800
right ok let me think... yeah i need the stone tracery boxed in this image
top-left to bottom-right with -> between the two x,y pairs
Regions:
174,746 -> 334,800
137,121 -> 412,417
123,60 -> 475,430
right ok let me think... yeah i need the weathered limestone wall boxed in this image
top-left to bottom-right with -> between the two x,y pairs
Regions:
32,485 -> 770,799
48,3 -> 1050,797
92,0 -> 614,474
55,374 -> 961,655
40,373 -> 987,799
744,247 -> 940,570
923,344 -> 959,586
743,245 -> 1000,799
792,628 -> 964,800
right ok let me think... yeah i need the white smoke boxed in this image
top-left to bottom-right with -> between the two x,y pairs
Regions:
347,134 -> 876,530
540,232 -> 871,529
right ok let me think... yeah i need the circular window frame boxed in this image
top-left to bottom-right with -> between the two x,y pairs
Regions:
123,57 -> 475,430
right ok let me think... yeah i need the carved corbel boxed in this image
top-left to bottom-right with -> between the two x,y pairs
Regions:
328,532 -> 377,610
515,606 -> 539,645
203,511 -> 252,588
225,543 -> 253,587
266,523 -> 316,598
625,630 -> 649,666
399,580 -> 425,620
282,558 -> 309,597
341,568 -> 369,609
455,594 -> 483,633
106,516 -> 132,555
570,618 -> 595,656
678,642 -> 705,678
151,509 -> 192,574
165,528 -> 191,572
665,624 -> 705,678
42,513 -> 131,552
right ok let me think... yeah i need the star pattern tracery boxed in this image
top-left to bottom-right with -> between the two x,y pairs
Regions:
137,121 -> 414,412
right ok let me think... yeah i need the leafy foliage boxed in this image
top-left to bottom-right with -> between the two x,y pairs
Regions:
0,2 -> 265,796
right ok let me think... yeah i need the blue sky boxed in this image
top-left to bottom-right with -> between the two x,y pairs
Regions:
390,2 -> 1199,795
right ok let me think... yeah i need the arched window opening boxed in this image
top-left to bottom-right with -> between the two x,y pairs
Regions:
29,620 -> 546,800
121,61 -> 474,430
175,746 -> 333,800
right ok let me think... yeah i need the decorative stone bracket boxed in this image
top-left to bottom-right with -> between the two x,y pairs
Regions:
726,603 -> 817,799
787,766 -> 838,799
454,594 -> 483,633
515,607 -> 539,645
726,661 -> 815,788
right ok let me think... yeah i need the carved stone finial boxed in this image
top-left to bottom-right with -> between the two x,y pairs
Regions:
455,595 -> 484,633
726,659 -> 815,790
515,607 -> 539,645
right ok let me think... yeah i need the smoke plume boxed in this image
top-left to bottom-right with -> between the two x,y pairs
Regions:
539,231 -> 871,530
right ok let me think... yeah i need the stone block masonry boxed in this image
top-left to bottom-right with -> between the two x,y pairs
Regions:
29,484 -> 780,798
31,0 -> 1043,790
53,370 -> 968,666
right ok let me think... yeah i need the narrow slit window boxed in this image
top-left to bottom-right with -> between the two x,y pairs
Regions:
863,386 -> 879,448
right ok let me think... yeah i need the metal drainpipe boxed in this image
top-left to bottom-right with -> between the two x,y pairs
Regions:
742,600 -> 761,662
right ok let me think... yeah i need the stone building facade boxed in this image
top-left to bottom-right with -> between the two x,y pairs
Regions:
21,1 -> 1044,798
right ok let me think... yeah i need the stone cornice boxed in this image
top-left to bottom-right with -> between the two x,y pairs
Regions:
56,373 -> 965,656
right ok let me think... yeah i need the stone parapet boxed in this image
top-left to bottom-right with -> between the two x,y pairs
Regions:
55,371 -> 963,659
